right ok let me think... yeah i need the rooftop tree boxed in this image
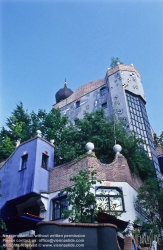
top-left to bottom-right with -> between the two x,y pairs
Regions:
110,57 -> 123,68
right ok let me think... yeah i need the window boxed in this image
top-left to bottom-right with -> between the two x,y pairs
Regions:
52,196 -> 67,220
100,87 -> 107,96
102,102 -> 107,109
96,187 -> 124,212
21,154 -> 28,170
76,101 -> 80,108
74,119 -> 79,125
41,153 -> 49,169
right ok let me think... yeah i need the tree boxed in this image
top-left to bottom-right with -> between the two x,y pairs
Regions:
61,168 -> 124,223
0,104 -> 154,179
61,168 -> 99,223
152,132 -> 163,151
136,178 -> 163,234
158,132 -> 163,151
110,57 -> 123,68
0,103 -> 68,163
55,109 -> 154,179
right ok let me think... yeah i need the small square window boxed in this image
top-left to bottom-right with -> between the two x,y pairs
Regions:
42,153 -> 49,169
76,101 -> 80,108
102,102 -> 107,109
21,154 -> 28,170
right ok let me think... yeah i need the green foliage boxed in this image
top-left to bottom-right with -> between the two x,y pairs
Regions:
152,132 -> 163,151
0,103 -> 68,163
0,218 -> 7,232
158,132 -> 163,150
55,109 -> 154,179
61,168 -> 123,223
61,168 -> 99,223
0,104 -> 154,179
0,135 -> 15,162
136,178 -> 163,234
110,57 -> 123,68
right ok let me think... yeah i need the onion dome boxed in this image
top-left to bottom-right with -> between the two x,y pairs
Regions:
55,79 -> 73,103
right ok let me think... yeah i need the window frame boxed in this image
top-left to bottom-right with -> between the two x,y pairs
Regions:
21,154 -> 28,170
52,196 -> 67,221
41,153 -> 49,170
95,186 -> 125,212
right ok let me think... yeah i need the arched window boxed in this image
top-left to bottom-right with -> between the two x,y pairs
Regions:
96,187 -> 124,212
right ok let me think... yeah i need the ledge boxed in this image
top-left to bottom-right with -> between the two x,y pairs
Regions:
37,221 -> 117,229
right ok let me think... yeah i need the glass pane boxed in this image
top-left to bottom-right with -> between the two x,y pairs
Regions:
96,188 -> 120,195
96,196 -> 109,211
110,197 -> 123,211
53,198 -> 67,220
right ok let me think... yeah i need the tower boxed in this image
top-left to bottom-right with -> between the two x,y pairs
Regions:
53,64 -> 162,179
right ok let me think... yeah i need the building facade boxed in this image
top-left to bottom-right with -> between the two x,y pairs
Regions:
0,135 -> 54,234
0,134 -> 144,235
53,64 -> 162,180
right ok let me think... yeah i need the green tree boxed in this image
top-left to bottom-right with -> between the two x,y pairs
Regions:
61,168 -> 123,223
158,132 -> 163,151
55,109 -> 154,179
0,104 -> 154,179
110,57 -> 123,68
0,102 -> 31,161
0,103 -> 68,163
61,168 -> 99,223
136,178 -> 163,234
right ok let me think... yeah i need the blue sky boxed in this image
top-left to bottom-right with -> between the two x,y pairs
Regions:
0,0 -> 163,135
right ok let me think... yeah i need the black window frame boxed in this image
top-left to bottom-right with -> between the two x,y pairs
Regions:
21,154 -> 28,170
96,186 -> 125,212
52,196 -> 67,220
41,153 -> 49,170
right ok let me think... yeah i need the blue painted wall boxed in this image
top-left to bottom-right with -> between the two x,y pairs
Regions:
0,137 -> 54,218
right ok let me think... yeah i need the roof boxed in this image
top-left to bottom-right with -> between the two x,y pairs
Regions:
53,78 -> 105,109
53,64 -> 140,109
55,83 -> 73,103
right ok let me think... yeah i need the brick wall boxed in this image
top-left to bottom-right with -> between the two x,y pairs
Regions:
124,237 -> 138,250
49,154 -> 143,193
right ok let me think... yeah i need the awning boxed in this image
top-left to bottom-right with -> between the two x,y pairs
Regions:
5,213 -> 44,234
96,212 -> 140,231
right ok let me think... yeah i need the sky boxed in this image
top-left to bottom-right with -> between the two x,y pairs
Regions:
0,0 -> 163,135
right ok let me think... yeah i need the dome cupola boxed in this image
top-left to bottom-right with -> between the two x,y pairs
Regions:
55,79 -> 73,103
